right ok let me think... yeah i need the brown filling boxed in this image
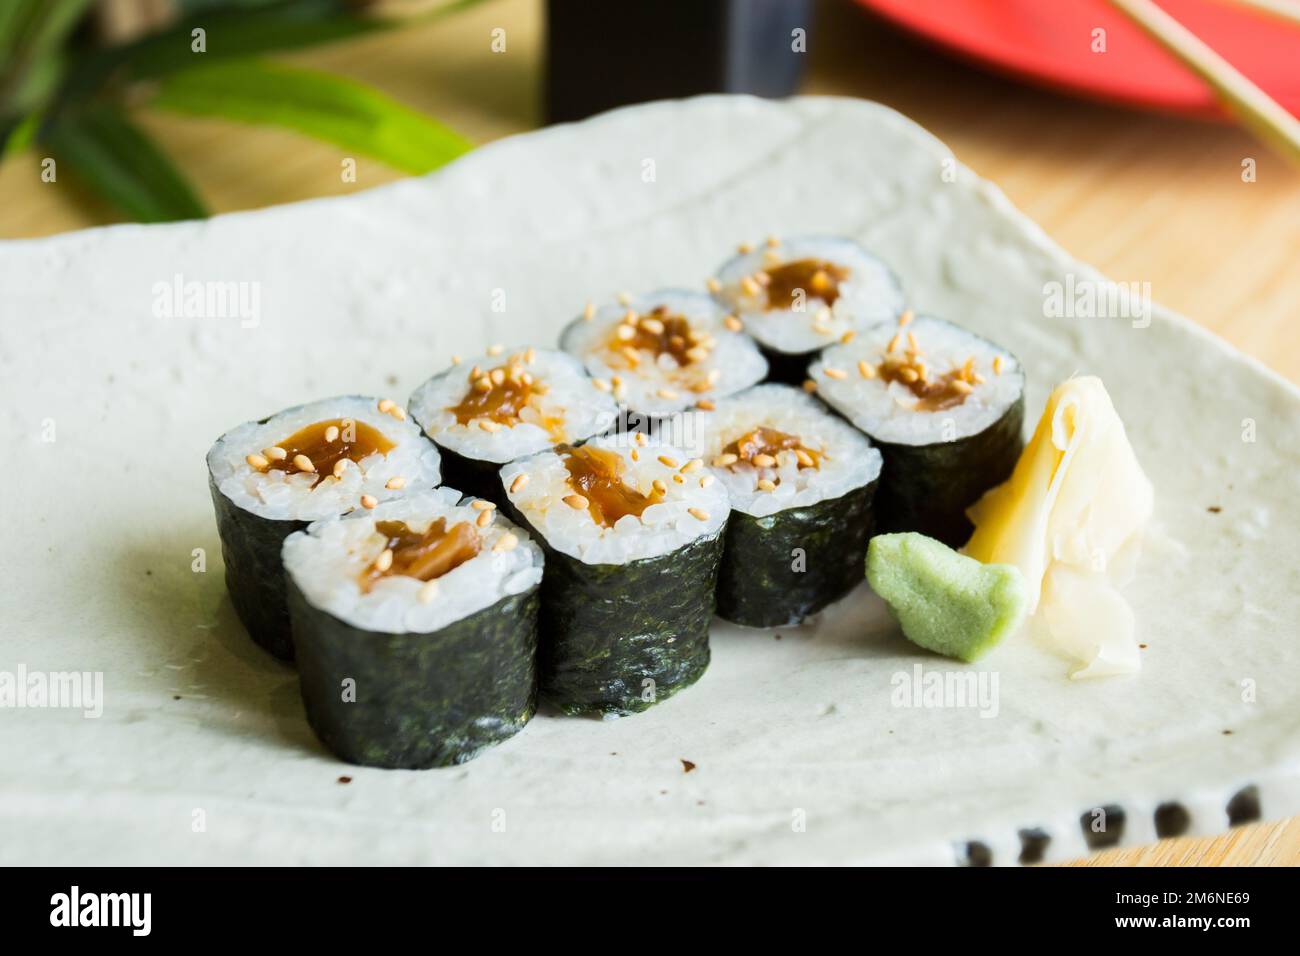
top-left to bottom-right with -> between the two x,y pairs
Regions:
610,306 -> 699,366
878,362 -> 973,412
267,418 -> 395,486
562,444 -> 661,528
722,427 -> 821,470
762,259 -> 851,310
360,518 -> 481,592
448,362 -> 565,438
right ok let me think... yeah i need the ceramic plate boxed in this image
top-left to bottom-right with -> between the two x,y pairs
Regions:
2,96 -> 1297,865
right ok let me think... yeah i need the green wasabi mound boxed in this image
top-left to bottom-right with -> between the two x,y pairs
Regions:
866,532 -> 1028,663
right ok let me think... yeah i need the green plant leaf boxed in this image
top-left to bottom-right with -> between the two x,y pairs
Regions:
1,111 -> 40,158
152,59 -> 471,174
42,106 -> 208,222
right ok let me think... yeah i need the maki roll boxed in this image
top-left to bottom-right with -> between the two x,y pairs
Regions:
284,488 -> 544,768
409,346 -> 617,504
207,395 -> 442,660
499,433 -> 730,715
710,235 -> 905,383
809,313 -> 1025,547
689,384 -> 883,627
558,289 -> 767,426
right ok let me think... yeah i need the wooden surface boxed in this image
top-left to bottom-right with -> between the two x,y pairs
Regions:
1,0 -> 1295,865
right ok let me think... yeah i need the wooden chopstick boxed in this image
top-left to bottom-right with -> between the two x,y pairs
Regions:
1213,0 -> 1300,28
1108,0 -> 1300,168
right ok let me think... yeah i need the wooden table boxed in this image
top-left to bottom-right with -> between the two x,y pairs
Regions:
2,0 -> 1295,865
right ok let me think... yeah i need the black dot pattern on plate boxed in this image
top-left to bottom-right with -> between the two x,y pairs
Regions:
957,841 -> 992,867
1226,785 -> 1261,826
1154,802 -> 1191,838
1017,827 -> 1051,865
1080,804 -> 1126,850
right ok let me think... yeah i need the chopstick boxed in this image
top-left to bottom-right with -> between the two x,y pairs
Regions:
1108,0 -> 1300,168
1214,0 -> 1300,28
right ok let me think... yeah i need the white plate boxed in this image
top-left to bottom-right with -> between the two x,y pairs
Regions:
2,96 -> 1298,865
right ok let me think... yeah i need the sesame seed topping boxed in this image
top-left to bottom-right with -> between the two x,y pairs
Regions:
325,425 -> 340,443
333,460 -> 350,479
630,449 -> 639,461
899,310 -> 914,327
487,344 -> 504,356
951,379 -> 974,394
385,476 -> 405,490
563,493 -> 588,510
657,387 -> 679,400
841,330 -> 856,344
494,532 -> 519,553
264,446 -> 287,461
245,453 -> 269,470
887,332 -> 903,353
633,431 -> 648,447
858,360 -> 877,379
752,453 -> 777,468
688,507 -> 710,521
478,420 -> 500,432
802,379 -> 817,393
471,499 -> 496,511
378,398 -> 395,413
616,324 -> 635,341
375,548 -> 394,572
696,399 -> 716,411
490,368 -> 506,386
510,474 -> 529,493
418,580 -> 439,604
756,478 -> 777,492
740,276 -> 760,297
651,479 -> 667,495
672,473 -> 685,484
476,509 -> 494,527
360,494 -> 378,509
823,367 -> 847,380
765,234 -> 780,248
451,354 -> 462,365
657,455 -> 679,468
724,315 -> 743,332
592,377 -> 611,392
583,302 -> 595,321
681,458 -> 703,473
293,454 -> 315,473
713,453 -> 738,467
699,474 -> 715,488
640,317 -> 665,335
737,242 -> 754,254
993,355 -> 1005,375
706,277 -> 722,294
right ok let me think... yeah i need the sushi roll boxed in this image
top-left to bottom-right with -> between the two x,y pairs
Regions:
207,395 -> 442,660
558,289 -> 767,426
809,313 -> 1025,547
499,433 -> 730,715
284,488 -> 543,769
710,235 -> 905,383
409,346 -> 618,504
689,384 -> 883,627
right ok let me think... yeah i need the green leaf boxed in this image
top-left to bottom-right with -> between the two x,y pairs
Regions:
42,106 -> 208,222
152,59 -> 472,174
2,111 -> 40,158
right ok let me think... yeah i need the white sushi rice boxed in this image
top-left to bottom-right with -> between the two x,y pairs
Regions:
500,433 -> 730,565
809,315 -> 1025,446
282,488 -> 544,635
208,395 -> 442,522
409,347 -> 617,464
712,236 -> 905,355
559,289 -> 767,417
685,384 -> 882,519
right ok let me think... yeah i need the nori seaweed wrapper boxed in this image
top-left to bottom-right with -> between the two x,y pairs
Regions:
290,578 -> 540,769
509,509 -> 723,716
716,478 -> 878,627
208,473 -> 304,661
873,394 -> 1024,548
435,443 -> 511,507
758,344 -> 816,386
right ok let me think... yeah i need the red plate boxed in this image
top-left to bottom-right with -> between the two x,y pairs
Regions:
855,0 -> 1300,119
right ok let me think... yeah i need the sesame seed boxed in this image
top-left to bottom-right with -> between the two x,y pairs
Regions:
525,347 -> 536,364
706,368 -> 722,385
699,474 -> 715,488
490,368 -> 506,386
621,346 -> 641,365
651,479 -> 667,495
756,479 -> 777,492
765,234 -> 780,248
899,367 -> 919,383
899,310 -> 914,327
385,476 -> 406,490
360,494 -> 378,509
246,453 -> 269,470
451,354 -> 462,365
622,309 -> 638,325
737,242 -> 754,254
487,344 -> 504,356
657,387 -> 679,400
633,431 -> 648,446
640,317 -> 665,335
333,460 -> 350,479
794,449 -> 816,468
706,277 -> 722,294
418,580 -> 439,604
510,474 -> 529,493
823,367 -> 847,380
616,324 -> 635,341
812,323 -> 831,336
993,355 -> 1004,375
858,360 -> 876,379
681,458 -> 703,473
688,507 -> 709,521
724,315 -> 743,332
471,499 -> 496,511
840,330 -> 857,344
478,420 -> 500,433
494,532 -> 519,553
696,399 -> 715,411
907,331 -> 919,352
630,449 -> 639,461
474,376 -> 492,393
264,446 -> 287,461
592,377 -> 611,392
887,332 -> 903,353
563,493 -> 588,510
293,454 -> 315,473
583,302 -> 595,321
672,474 -> 685,484
657,455 -> 679,468
802,379 -> 817,393
375,548 -> 394,572
476,509 -> 493,528
972,373 -> 986,385
325,425 -> 340,443
740,276 -> 760,297
377,398 -> 395,413
951,379 -> 974,394
713,453 -> 738,467
752,453 -> 777,468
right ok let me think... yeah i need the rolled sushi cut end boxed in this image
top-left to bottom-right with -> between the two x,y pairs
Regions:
810,313 -> 1025,547
688,383 -> 882,627
207,395 -> 442,660
500,433 -> 730,715
408,346 -> 618,503
866,532 -> 1027,663
559,289 -> 767,422
283,487 -> 544,768
710,235 -> 905,382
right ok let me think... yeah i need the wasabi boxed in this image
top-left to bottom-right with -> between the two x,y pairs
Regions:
866,532 -> 1027,662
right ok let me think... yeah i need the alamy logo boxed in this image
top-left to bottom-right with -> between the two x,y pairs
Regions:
50,886 -> 151,936
151,272 -> 261,328
1042,274 -> 1151,328
890,663 -> 999,719
0,665 -> 102,718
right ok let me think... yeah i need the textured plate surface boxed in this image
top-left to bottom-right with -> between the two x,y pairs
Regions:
2,96 -> 1298,865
